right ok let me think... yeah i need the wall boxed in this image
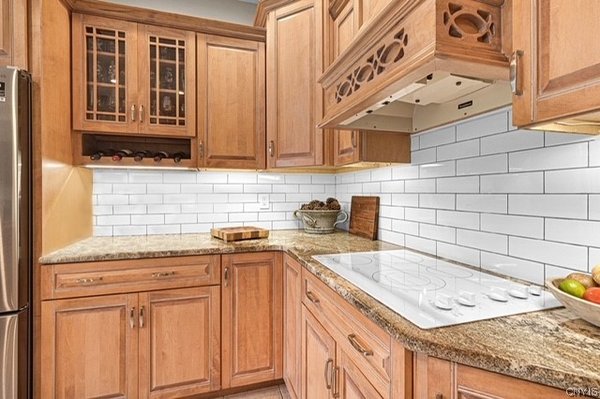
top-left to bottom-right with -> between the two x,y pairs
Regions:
93,170 -> 335,235
103,0 -> 258,25
93,108 -> 600,284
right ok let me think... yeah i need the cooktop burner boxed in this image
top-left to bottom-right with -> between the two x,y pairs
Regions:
313,250 -> 561,329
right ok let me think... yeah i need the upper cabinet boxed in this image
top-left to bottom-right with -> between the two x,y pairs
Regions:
266,0 -> 324,168
197,34 -> 266,169
0,0 -> 28,69
72,14 -> 196,137
512,0 -> 600,134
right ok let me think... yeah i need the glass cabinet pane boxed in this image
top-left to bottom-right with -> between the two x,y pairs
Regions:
84,25 -> 128,123
148,35 -> 187,127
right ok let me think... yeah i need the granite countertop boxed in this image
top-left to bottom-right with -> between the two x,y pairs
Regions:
40,230 -> 600,390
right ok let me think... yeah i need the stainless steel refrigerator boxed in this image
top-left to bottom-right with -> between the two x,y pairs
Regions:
0,66 -> 32,399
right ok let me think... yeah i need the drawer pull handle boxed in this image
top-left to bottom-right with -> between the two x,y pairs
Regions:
76,277 -> 103,285
129,307 -> 136,329
347,334 -> 373,357
332,366 -> 340,398
324,358 -> 333,389
152,271 -> 176,278
139,306 -> 145,328
224,267 -> 229,287
306,290 -> 320,304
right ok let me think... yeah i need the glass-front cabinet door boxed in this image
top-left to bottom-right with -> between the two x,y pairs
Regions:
72,14 -> 139,133
138,25 -> 196,137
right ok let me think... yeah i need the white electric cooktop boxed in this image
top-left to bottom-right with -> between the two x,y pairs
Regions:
313,250 -> 561,329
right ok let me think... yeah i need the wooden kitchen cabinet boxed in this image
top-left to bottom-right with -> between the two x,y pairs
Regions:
336,349 -> 384,399
284,255 -> 303,399
40,255 -> 221,399
72,14 -> 196,137
139,286 -> 221,398
512,0 -> 600,133
221,252 -> 283,388
301,306 -> 336,399
0,0 -> 28,69
41,294 -> 139,399
197,34 -> 266,169
266,0 -> 324,168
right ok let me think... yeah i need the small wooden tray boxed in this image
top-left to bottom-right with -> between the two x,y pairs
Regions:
211,226 -> 270,242
349,196 -> 380,240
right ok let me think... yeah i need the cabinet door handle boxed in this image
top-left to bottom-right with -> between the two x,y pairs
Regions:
152,271 -> 176,278
324,358 -> 333,389
268,140 -> 275,157
129,307 -> 136,329
76,276 -> 103,285
306,290 -> 320,304
139,306 -> 145,328
347,334 -> 373,356
510,50 -> 524,96
332,366 -> 340,398
351,131 -> 357,148
199,141 -> 204,158
139,104 -> 144,123
224,267 -> 229,287
131,104 -> 137,122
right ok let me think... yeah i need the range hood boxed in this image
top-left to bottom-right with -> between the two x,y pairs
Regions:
318,0 -> 512,133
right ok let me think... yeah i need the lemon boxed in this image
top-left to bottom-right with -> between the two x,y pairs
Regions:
559,279 -> 587,298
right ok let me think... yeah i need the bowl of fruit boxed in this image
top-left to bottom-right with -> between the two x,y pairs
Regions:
546,265 -> 600,327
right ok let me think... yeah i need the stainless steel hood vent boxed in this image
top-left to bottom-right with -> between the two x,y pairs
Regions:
319,0 -> 512,133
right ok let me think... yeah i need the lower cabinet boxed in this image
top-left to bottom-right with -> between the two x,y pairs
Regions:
41,286 -> 220,399
283,255 -> 303,399
221,252 -> 283,388
301,306 -> 336,399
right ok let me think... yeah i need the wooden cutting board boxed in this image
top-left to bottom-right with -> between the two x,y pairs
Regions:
349,196 -> 380,240
211,226 -> 270,242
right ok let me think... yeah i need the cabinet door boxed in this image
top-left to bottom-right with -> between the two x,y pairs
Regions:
333,130 -> 360,166
266,0 -> 324,168
337,349 -> 384,399
283,255 -> 302,399
40,294 -> 138,399
138,286 -> 221,398
222,252 -> 283,388
301,306 -> 336,399
138,25 -> 196,137
72,14 -> 139,133
197,34 -> 266,169
0,0 -> 27,68
358,0 -> 391,28
513,0 -> 600,127
413,353 -> 452,399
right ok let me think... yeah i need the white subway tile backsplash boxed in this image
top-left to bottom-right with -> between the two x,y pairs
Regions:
419,194 -> 455,210
480,130 -> 543,155
436,139 -> 479,161
480,214 -> 543,239
436,176 -> 479,193
509,142 -> 588,172
436,210 -> 479,230
456,154 -> 507,176
545,168 -> 600,193
509,236 -> 588,271
457,229 -> 507,254
480,172 -> 543,193
418,126 -> 456,149
509,194 -> 587,219
456,111 -> 507,141
456,194 -> 507,213
93,109 -> 600,286
545,219 -> 600,247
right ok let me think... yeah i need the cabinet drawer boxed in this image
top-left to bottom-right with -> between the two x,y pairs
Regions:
41,255 -> 220,300
302,270 -> 391,397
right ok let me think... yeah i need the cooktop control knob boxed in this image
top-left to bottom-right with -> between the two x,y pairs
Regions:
508,287 -> 529,299
434,294 -> 454,310
457,291 -> 476,307
488,290 -> 508,302
528,285 -> 542,296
